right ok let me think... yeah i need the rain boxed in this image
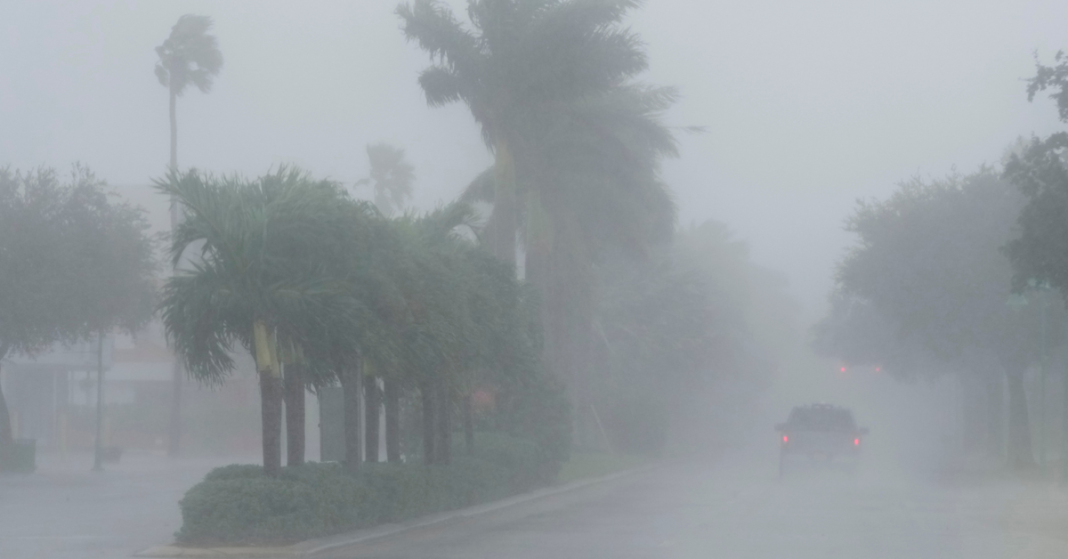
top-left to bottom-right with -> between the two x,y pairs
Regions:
2,1 -> 1068,558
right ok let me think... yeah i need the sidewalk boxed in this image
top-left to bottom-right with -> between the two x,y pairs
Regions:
0,450 -> 255,559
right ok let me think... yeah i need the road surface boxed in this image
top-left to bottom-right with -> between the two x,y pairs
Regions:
324,455 -> 1068,559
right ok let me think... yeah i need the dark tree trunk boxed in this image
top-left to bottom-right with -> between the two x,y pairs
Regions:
284,364 -> 305,467
435,377 -> 451,465
0,345 -> 13,467
167,362 -> 182,457
341,361 -> 361,474
260,373 -> 283,477
384,380 -> 401,463
93,332 -> 105,472
167,86 -> 183,459
488,139 -> 517,265
986,371 -> 1004,457
169,87 -> 178,171
421,382 -> 436,465
1006,366 -> 1037,471
463,392 -> 474,456
365,378 -> 381,463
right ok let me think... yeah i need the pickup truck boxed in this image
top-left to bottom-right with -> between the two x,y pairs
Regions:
776,404 -> 868,477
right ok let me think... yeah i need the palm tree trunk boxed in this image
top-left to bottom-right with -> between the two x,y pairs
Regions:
364,378 -> 380,462
463,392 -> 474,456
0,344 -> 12,468
1006,364 -> 1037,471
93,332 -> 105,472
421,382 -> 436,465
384,379 -> 400,463
284,364 -> 305,467
341,362 -> 362,474
488,138 -> 517,265
169,86 -> 178,171
435,376 -> 451,465
166,85 -> 184,459
259,373 -> 283,477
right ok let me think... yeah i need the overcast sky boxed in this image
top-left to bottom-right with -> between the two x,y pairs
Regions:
3,0 -> 1067,321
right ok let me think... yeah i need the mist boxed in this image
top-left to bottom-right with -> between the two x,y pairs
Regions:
4,1 -> 1068,558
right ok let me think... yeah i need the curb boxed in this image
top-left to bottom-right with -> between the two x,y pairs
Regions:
135,463 -> 658,558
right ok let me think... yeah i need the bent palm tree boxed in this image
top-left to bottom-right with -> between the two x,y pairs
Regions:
155,14 -> 223,173
398,0 -> 647,263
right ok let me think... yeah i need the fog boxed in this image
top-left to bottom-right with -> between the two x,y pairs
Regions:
4,1 -> 1068,558
4,0 -> 1067,314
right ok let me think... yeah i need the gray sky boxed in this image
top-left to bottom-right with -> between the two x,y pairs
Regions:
3,0 -> 1067,320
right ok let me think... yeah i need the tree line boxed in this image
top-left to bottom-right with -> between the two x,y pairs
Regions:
816,52 -> 1068,471
0,0 -> 797,474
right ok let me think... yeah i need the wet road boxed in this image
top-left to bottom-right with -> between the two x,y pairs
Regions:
325,456 -> 1068,559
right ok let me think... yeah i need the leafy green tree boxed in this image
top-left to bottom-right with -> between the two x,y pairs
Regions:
0,166 -> 157,468
835,169 -> 1057,469
1004,50 -> 1068,299
156,168 -> 364,476
357,143 -> 415,217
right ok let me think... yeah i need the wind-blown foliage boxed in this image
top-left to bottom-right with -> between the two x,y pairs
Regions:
399,1 -> 679,447
157,167 -> 369,475
155,15 -> 224,97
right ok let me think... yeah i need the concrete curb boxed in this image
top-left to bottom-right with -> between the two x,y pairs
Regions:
135,463 -> 658,558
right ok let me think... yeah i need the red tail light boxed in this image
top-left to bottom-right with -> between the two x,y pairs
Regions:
782,435 -> 788,444
854,438 -> 860,446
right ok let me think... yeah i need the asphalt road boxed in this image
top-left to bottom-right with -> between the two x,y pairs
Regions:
324,456 -> 1068,559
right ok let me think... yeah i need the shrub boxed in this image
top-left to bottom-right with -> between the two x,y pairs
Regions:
176,433 -> 555,546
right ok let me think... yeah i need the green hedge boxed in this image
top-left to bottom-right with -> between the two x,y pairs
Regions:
176,433 -> 559,546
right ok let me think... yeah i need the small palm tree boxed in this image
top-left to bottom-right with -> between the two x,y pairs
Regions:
155,14 -> 224,174
156,168 -> 362,476
357,143 -> 415,217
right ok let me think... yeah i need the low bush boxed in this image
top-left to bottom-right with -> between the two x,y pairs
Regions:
176,432 -> 559,546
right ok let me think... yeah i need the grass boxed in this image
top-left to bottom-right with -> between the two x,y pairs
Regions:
555,452 -> 650,485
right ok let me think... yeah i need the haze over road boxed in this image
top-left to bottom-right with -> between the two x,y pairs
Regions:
325,456 -> 1068,559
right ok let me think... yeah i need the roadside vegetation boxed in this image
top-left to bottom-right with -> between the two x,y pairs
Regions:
816,51 -> 1068,474
1,0 -> 797,546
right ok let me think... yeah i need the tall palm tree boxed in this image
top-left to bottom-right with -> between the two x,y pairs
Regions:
397,0 -> 647,264
156,168 -> 362,477
399,0 -> 677,446
155,14 -> 223,457
155,14 -> 223,175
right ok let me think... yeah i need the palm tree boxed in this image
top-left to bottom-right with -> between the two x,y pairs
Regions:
156,168 -> 362,477
398,1 -> 677,447
155,14 -> 223,457
357,143 -> 416,217
155,14 -> 223,174
397,0 -> 648,264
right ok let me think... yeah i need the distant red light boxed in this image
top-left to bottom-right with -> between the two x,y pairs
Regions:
875,367 -> 881,373
854,438 -> 860,446
840,367 -> 847,373
782,435 -> 788,444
